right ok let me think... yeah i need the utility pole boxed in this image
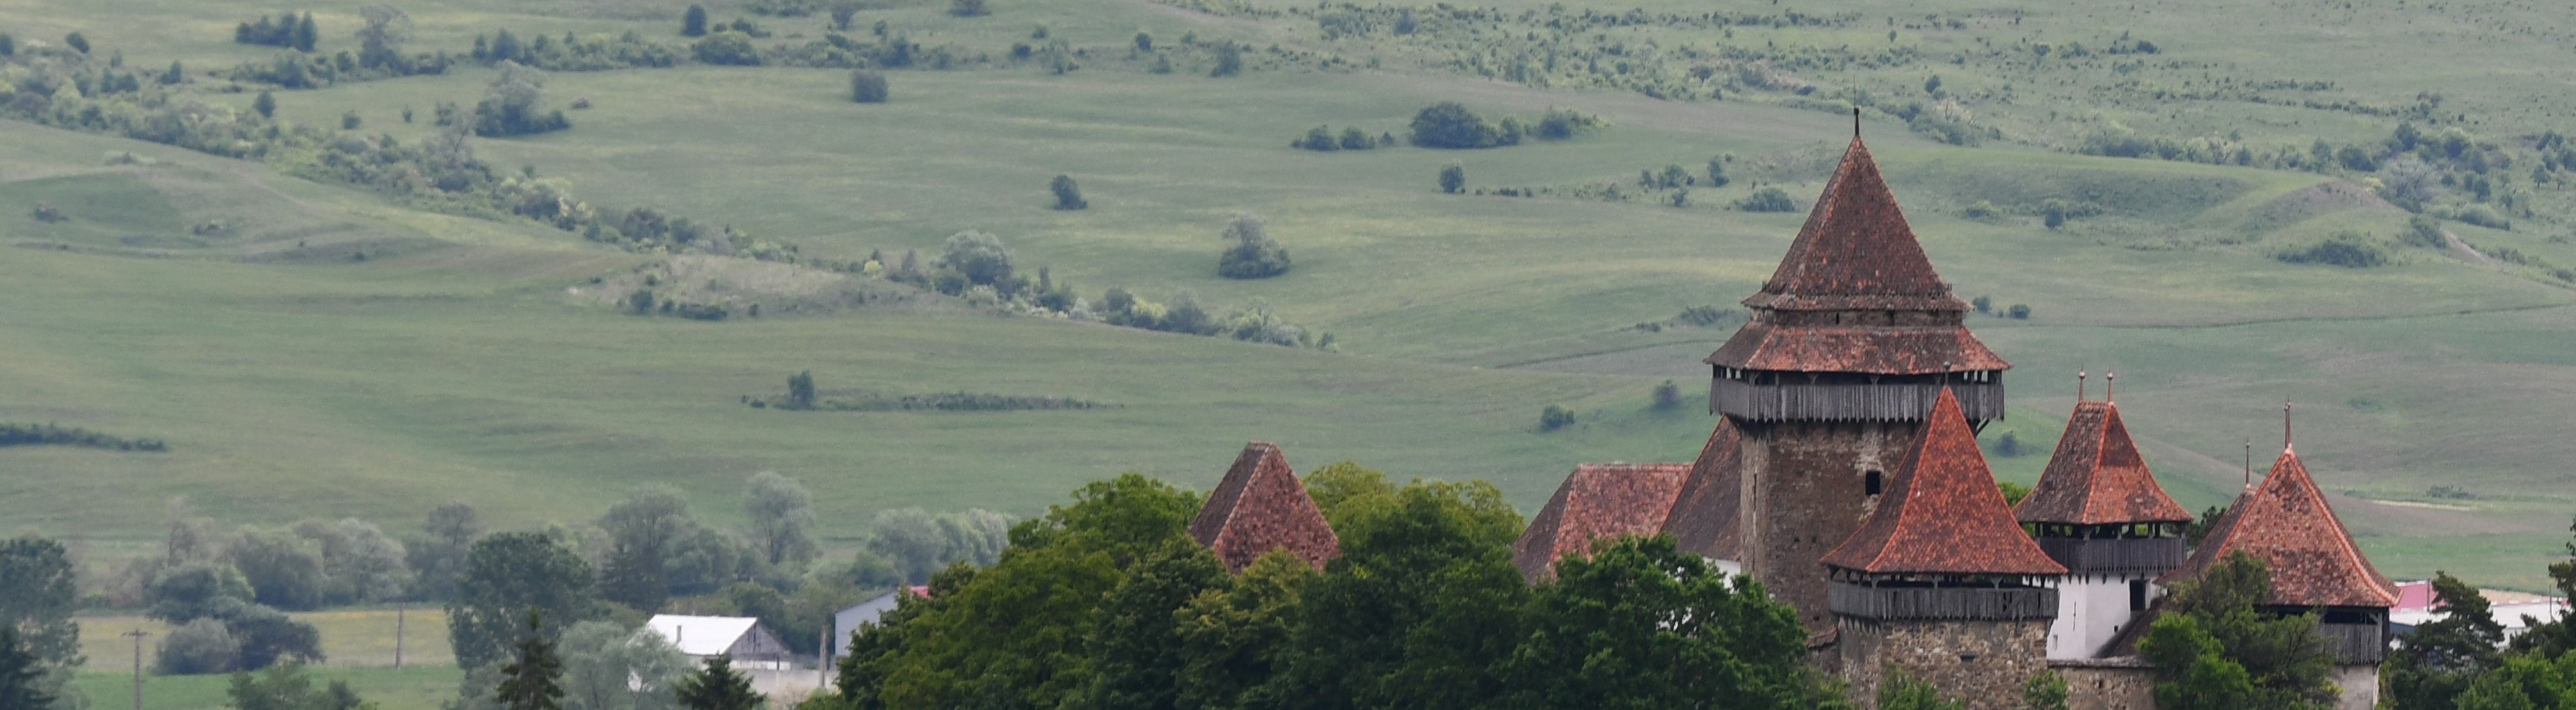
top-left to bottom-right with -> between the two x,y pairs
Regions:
394,604 -> 405,669
817,623 -> 829,690
124,628 -> 150,710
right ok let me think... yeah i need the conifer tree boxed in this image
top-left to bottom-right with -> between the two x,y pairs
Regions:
682,5 -> 710,37
0,626 -> 56,710
495,611 -> 566,710
675,657 -> 762,710
294,13 -> 319,52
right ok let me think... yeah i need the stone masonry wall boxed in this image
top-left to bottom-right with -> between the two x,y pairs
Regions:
2054,658 -> 2155,710
1741,420 -> 1914,631
1839,618 -> 2049,710
2334,664 -> 2379,710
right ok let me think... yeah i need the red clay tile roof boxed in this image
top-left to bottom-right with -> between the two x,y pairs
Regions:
1661,419 -> 1747,562
2015,401 -> 2195,526
1742,137 -> 1969,313
2157,447 -> 2399,608
1703,322 -> 2010,374
1189,442 -> 1342,573
1823,389 -> 2068,576
1512,462 -> 1694,581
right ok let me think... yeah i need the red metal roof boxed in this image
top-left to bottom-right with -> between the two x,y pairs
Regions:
1742,137 -> 1969,313
1188,442 -> 1342,573
2015,401 -> 2195,526
2157,447 -> 2399,608
1822,389 -> 2068,576
1512,462 -> 1693,581
1661,419 -> 1746,562
1703,322 -> 2010,374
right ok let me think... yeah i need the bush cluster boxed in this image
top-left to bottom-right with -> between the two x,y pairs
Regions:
1539,404 -> 1576,430
2274,232 -> 2390,268
1405,102 -> 1604,149
234,12 -> 317,52
1291,125 -> 1390,151
1736,187 -> 1797,212
1216,215 -> 1290,279
473,29 -> 681,71
849,70 -> 889,102
0,423 -> 166,451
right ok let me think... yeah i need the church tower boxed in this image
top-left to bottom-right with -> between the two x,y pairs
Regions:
1705,135 -> 2010,631
2014,385 -> 2195,659
1823,389 -> 2065,709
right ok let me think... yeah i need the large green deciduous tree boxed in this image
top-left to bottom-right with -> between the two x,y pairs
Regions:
1506,535 -> 1835,709
559,621 -> 688,710
1062,539 -> 1231,710
449,533 -> 596,669
1174,550 -> 1313,709
1259,479 -> 1527,709
745,473 -> 819,567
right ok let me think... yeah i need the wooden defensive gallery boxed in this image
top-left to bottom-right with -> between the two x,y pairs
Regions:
1181,134 -> 2397,710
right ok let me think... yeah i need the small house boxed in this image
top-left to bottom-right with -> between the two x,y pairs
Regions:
831,587 -> 929,658
643,615 -> 795,670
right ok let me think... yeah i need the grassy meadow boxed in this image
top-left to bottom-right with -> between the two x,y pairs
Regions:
1,0 -> 2573,645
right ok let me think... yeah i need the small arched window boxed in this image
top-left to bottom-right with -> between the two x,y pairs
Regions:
1864,471 -> 1885,496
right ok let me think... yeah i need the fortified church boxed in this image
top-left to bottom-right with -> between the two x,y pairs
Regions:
1174,133 -> 2398,710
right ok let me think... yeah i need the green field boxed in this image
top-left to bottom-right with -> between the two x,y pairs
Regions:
74,609 -> 454,672
72,667 -> 461,710
3,0 -> 2574,618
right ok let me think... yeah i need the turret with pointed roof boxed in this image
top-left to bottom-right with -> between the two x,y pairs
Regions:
2156,443 -> 2396,691
1512,462 -> 1693,582
1823,389 -> 2065,578
1700,134 -> 2012,633
2017,393 -> 2194,659
1189,442 -> 1341,573
1822,389 -> 2063,710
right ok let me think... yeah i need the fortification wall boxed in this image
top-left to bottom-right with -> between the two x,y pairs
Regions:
2052,658 -> 2154,710
1838,618 -> 2048,710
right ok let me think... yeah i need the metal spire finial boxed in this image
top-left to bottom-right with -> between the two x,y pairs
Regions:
1853,107 -> 1862,139
2077,370 -> 2087,402
2106,372 -> 2115,403
2284,401 -> 2294,450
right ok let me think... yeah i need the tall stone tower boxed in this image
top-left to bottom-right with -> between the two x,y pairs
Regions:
2013,390 -> 2194,659
1705,136 -> 2009,631
1823,389 -> 2065,709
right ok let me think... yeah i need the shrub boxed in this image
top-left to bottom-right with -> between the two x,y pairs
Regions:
472,61 -> 572,137
1990,432 -> 2026,457
340,111 -> 360,129
1651,381 -> 1681,409
692,31 -> 760,65
1133,32 -> 1152,53
2453,204 -> 2511,230
1539,405 -> 1576,431
1296,125 -> 1337,151
29,203 -> 64,223
1438,164 -> 1464,194
156,619 -> 237,675
1216,214 -> 1290,279
1338,127 -> 1372,150
850,70 -> 888,102
1962,200 -> 2002,219
1410,102 -> 1497,149
2275,232 -> 2389,268
2404,214 -> 2446,248
1675,306 -> 1731,326
1704,156 -> 1730,187
253,90 -> 277,119
950,0 -> 989,17
1534,108 -> 1604,140
683,5 -> 710,36
1971,295 -> 1992,314
1049,175 -> 1087,210
938,230 -> 1016,289
1210,42 -> 1242,77
65,32 -> 89,54
831,3 -> 860,29
1736,187 -> 1795,212
2007,303 -> 2031,319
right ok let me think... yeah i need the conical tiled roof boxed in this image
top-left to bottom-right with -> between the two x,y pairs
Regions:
1742,137 -> 1968,313
2157,447 -> 2399,608
2015,401 -> 2195,526
1661,419 -> 1746,562
1189,442 -> 1341,573
1822,389 -> 2067,576
1512,462 -> 1693,581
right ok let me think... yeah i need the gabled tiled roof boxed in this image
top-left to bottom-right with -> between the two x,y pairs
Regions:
1661,420 -> 1746,562
1823,389 -> 2068,576
1512,462 -> 1693,581
2016,401 -> 2195,526
1741,137 -> 1969,313
1703,322 -> 2010,374
2158,447 -> 2399,608
1188,442 -> 1341,573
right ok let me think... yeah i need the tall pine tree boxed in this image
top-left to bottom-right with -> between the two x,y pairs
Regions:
675,657 -> 762,710
2385,572 -> 2505,709
495,611 -> 565,710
